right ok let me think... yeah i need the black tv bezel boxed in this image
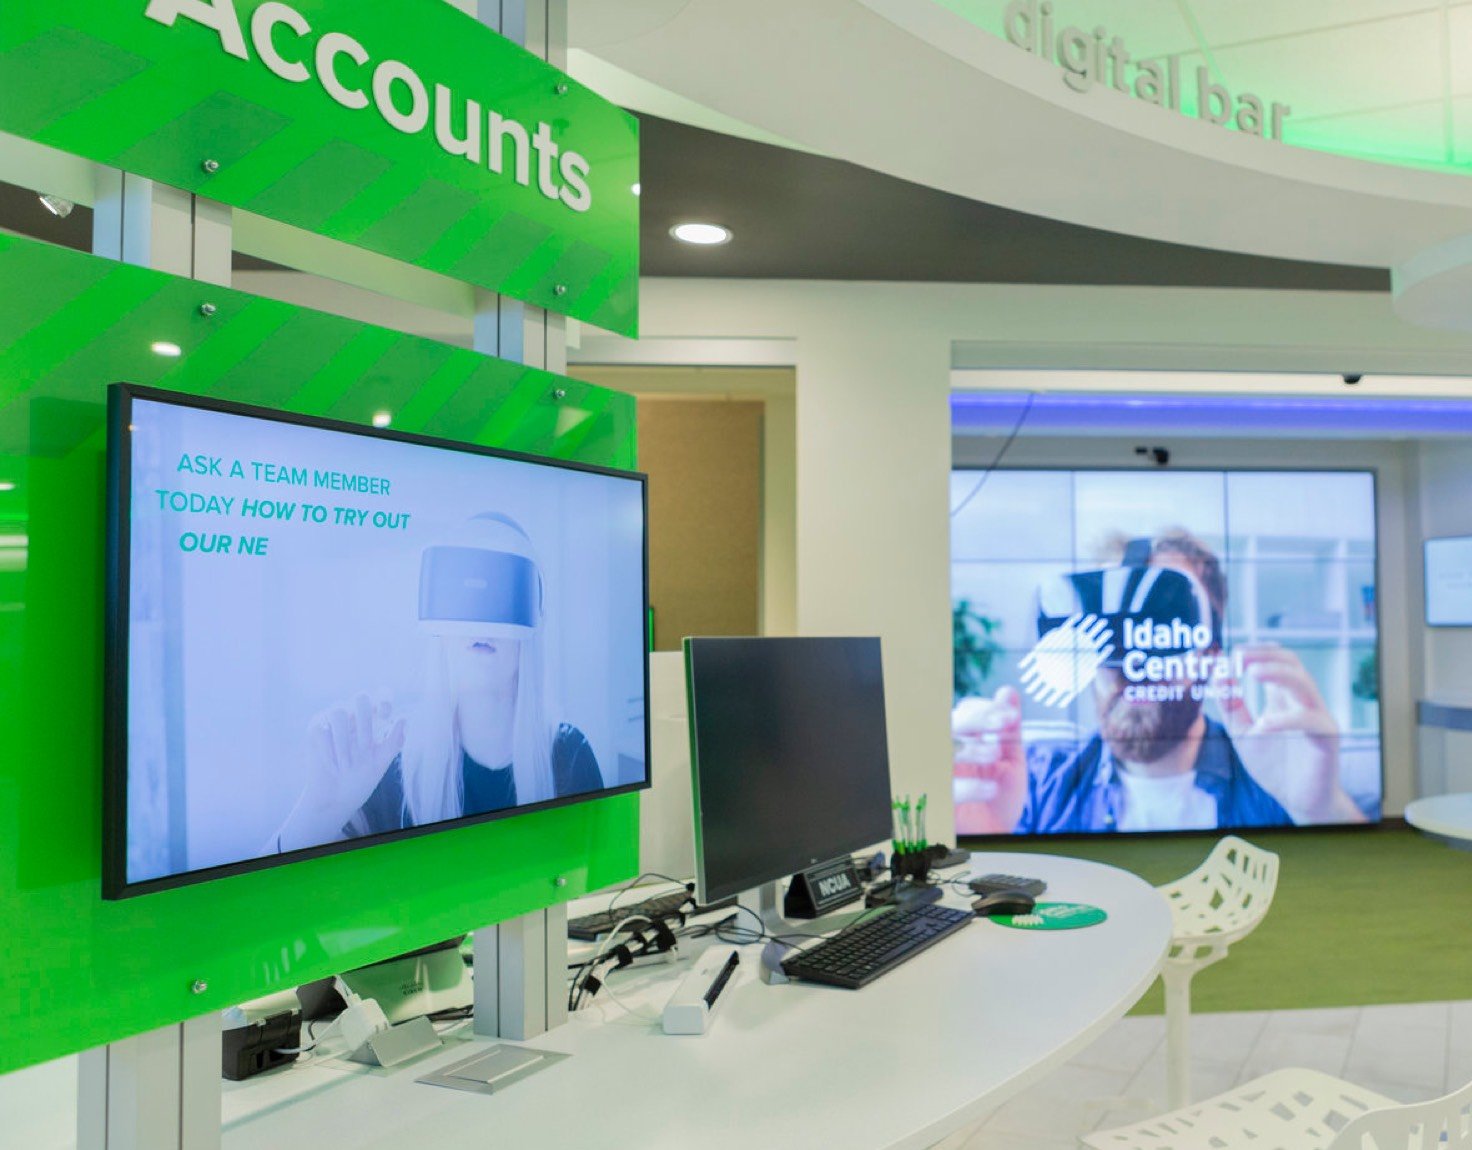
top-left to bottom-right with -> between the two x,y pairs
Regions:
949,462 -> 1385,840
1423,535 -> 1472,628
103,382 -> 651,900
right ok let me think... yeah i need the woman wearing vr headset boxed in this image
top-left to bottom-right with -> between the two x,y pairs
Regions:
274,513 -> 603,849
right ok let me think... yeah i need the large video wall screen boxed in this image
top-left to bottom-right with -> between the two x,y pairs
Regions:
950,469 -> 1382,836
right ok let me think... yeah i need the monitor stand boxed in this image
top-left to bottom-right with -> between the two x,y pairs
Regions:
738,880 -> 791,937
737,878 -> 870,939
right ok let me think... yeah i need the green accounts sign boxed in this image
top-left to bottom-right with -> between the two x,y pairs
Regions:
0,0 -> 640,335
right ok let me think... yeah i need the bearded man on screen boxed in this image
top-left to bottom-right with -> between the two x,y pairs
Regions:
953,530 -> 1367,836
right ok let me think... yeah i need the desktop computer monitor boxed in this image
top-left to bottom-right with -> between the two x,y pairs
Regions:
684,636 -> 893,905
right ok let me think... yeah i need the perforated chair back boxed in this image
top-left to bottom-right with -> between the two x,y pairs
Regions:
1159,833 -> 1279,949
1083,1068 -> 1398,1150
1329,1076 -> 1472,1148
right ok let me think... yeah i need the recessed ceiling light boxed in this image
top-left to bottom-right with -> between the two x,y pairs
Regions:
39,194 -> 74,219
151,341 -> 183,358
670,222 -> 732,246
372,411 -> 392,428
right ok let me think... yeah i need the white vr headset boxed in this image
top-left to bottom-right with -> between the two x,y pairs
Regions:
417,516 -> 543,640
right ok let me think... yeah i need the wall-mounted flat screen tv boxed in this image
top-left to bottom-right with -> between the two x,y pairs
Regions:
105,385 -> 648,898
1424,536 -> 1472,627
950,468 -> 1382,837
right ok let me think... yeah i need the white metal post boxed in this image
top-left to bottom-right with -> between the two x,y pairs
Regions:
1162,963 -> 1194,1110
468,0 -> 576,1042
79,165 -> 232,1150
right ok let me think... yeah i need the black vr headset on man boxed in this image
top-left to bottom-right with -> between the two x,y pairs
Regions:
1035,539 -> 1220,665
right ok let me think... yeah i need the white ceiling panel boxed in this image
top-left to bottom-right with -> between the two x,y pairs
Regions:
1186,0 -> 1446,48
1444,5 -> 1472,95
1291,100 -> 1449,167
1208,13 -> 1444,120
1447,95 -> 1472,162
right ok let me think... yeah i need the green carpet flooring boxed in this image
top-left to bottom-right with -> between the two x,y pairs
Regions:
966,826 -> 1472,1015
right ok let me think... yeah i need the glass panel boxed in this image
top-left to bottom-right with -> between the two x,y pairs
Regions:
0,233 -> 638,1076
951,469 -> 1074,562
1072,470 -> 1228,564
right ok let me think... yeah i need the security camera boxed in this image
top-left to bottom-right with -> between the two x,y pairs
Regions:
1342,373 -> 1362,385
1134,445 -> 1170,467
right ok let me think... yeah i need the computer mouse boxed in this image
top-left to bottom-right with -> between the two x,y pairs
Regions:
972,890 -> 1037,918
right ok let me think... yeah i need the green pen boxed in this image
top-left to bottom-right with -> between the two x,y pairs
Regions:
916,793 -> 928,853
900,796 -> 912,852
891,799 -> 905,854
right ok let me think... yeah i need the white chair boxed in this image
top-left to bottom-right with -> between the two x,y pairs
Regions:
1082,1067 -> 1472,1149
1156,834 -> 1280,1109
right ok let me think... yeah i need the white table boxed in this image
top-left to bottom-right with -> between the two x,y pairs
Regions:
219,852 -> 1171,1150
1405,793 -> 1472,848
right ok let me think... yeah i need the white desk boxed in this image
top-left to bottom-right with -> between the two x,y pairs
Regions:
1405,793 -> 1472,847
220,852 -> 1170,1150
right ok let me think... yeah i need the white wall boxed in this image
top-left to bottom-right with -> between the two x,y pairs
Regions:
1412,442 -> 1472,794
762,394 -> 797,637
1417,441 -> 1472,699
794,325 -> 954,835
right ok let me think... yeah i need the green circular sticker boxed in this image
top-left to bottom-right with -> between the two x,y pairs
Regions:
992,901 -> 1107,930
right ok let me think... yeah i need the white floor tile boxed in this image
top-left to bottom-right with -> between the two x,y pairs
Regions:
928,1124 -> 979,1150
1258,1006 -> 1360,1038
1240,1027 -> 1353,1080
1068,1016 -> 1165,1076
1124,1049 -> 1240,1111
982,1062 -> 1135,1140
1446,1043 -> 1472,1095
1189,1009 -> 1272,1067
950,998 -> 1472,1146
1360,1001 -> 1451,1030
1343,1005 -> 1449,1094
961,1130 -> 1080,1150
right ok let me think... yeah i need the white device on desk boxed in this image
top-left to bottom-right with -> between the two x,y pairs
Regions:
332,981 -> 443,1068
661,946 -> 742,1035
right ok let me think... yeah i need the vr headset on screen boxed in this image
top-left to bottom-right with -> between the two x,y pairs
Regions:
1035,551 -> 1220,665
418,513 -> 544,640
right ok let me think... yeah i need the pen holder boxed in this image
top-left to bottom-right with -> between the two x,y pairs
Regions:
891,848 -> 931,883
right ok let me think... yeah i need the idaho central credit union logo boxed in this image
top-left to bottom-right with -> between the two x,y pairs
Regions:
1020,610 -> 1248,709
1019,613 -> 1115,707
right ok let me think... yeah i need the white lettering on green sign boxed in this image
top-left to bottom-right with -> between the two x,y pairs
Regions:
143,0 -> 593,211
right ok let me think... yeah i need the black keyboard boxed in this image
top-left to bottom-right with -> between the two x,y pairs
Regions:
568,890 -> 692,941
781,903 -> 973,989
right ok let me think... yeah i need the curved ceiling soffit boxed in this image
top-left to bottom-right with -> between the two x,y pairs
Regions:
574,0 -> 1472,270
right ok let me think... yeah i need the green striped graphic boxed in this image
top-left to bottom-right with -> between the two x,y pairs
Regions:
0,233 -> 637,1075
0,1 -> 640,336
